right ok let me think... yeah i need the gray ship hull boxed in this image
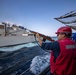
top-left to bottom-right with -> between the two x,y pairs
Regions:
0,35 -> 36,47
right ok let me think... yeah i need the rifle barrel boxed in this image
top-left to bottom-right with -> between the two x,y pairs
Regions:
29,30 -> 55,42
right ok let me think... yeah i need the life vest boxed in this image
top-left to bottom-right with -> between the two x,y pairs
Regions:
50,38 -> 76,75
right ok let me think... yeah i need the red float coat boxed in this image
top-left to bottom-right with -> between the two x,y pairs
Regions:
50,38 -> 76,75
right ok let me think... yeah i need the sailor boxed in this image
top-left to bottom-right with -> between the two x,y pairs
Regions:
36,26 -> 76,75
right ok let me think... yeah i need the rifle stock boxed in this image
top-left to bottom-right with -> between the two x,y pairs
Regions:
29,30 -> 55,42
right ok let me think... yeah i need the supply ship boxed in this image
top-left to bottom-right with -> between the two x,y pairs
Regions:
0,22 -> 36,47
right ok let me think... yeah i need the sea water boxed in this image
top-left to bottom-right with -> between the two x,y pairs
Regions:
0,37 -> 57,75
0,37 -> 57,52
0,42 -> 38,51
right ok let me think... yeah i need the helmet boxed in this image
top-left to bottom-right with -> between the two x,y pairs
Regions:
55,26 -> 72,34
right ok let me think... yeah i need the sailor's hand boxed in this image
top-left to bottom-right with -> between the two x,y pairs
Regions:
36,33 -> 40,38
36,33 -> 42,46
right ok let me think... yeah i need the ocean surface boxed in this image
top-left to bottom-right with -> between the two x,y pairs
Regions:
0,37 -> 57,51
0,37 -> 57,75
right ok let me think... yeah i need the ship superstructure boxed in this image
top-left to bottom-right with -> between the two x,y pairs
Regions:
0,22 -> 35,47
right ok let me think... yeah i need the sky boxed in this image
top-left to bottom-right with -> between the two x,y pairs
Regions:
0,0 -> 76,36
